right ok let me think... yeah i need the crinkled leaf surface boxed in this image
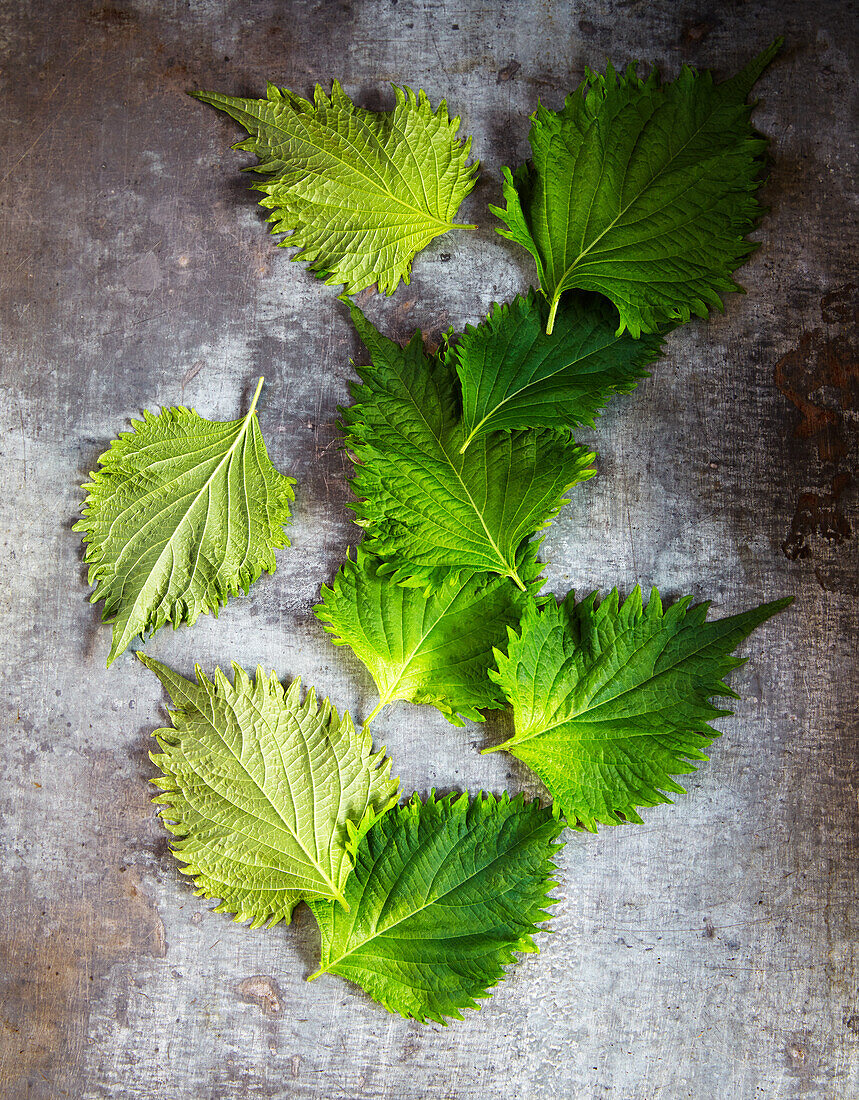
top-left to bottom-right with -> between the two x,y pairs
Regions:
144,655 -> 399,926
75,379 -> 295,666
453,290 -> 665,449
343,303 -> 595,590
308,791 -> 562,1023
491,42 -> 781,335
315,542 -> 546,726
487,588 -> 791,831
194,81 -> 478,295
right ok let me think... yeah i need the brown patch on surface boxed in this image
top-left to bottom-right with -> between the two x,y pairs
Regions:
783,473 -> 853,561
497,59 -> 522,83
236,974 -> 283,1016
784,1033 -> 815,1080
820,282 -> 859,326
773,330 -> 858,463
0,748 -> 165,1100
775,286 -> 858,565
681,19 -> 716,44
787,1040 -> 806,1065
0,868 -> 165,1100
87,5 -> 137,26
0,908 -> 83,1100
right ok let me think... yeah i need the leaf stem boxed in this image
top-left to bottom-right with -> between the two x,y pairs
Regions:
332,887 -> 350,912
306,966 -> 326,982
545,295 -> 560,335
361,699 -> 386,733
481,744 -> 503,755
458,429 -> 477,455
509,568 -> 526,592
247,375 -> 265,417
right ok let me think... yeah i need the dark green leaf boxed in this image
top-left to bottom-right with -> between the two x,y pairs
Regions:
487,587 -> 792,830
491,42 -> 782,335
308,791 -> 563,1022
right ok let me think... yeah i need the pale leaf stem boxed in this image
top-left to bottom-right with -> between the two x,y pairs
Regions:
545,295 -> 561,335
361,699 -> 386,734
246,375 -> 266,417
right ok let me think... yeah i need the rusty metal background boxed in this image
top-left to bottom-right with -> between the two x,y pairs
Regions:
1,1 -> 856,1097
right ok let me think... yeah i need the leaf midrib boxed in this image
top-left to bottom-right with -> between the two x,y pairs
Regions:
380,357 -> 521,586
374,578 -> 466,708
110,381 -> 265,641
317,810 -> 549,973
461,314 -> 625,446
545,79 -> 738,304
228,95 -> 460,233
501,609 -> 744,747
159,665 -> 349,905
374,571 -> 523,711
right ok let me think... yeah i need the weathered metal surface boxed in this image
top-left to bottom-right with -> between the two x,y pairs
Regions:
0,1 -> 856,1097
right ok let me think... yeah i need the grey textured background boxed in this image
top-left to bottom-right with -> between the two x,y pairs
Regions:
1,1 -> 857,1097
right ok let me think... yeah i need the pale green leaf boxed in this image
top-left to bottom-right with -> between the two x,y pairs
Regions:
491,42 -> 781,335
343,303 -> 596,590
194,81 -> 478,295
143,655 -> 399,927
75,379 -> 295,666
314,542 -> 546,727
453,290 -> 665,450
487,588 -> 792,831
308,791 -> 563,1023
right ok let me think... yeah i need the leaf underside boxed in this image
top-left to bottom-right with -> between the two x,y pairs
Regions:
491,41 -> 782,335
144,655 -> 399,926
489,588 -> 792,831
309,791 -> 563,1023
343,302 -> 596,591
75,382 -> 295,666
453,290 -> 665,448
315,541 -> 547,726
194,81 -> 478,295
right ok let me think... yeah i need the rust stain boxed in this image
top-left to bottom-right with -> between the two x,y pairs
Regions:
820,282 -> 859,326
87,6 -> 138,28
236,974 -> 283,1016
497,59 -> 522,83
773,330 -> 858,463
0,868 -> 165,1099
0,749 -> 165,1099
681,19 -> 716,44
783,473 -> 853,561
774,284 -> 858,564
